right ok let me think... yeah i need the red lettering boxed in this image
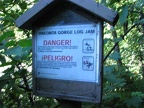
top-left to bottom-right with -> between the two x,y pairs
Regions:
44,55 -> 48,60
43,40 -> 47,45
47,40 -> 52,45
65,40 -> 71,45
42,55 -> 73,61
43,40 -> 71,45
48,55 -> 51,60
66,56 -> 73,61
61,56 -> 65,61
61,40 -> 64,45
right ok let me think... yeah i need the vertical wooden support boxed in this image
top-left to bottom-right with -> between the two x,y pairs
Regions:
59,100 -> 82,108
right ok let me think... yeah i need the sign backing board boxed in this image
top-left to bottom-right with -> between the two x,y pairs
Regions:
33,21 -> 103,103
35,24 -> 100,83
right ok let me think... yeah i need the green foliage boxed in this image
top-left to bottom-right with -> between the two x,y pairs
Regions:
124,96 -> 143,108
100,0 -> 144,107
0,0 -> 144,108
0,0 -> 55,108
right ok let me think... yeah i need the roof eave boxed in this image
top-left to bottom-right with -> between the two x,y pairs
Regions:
15,0 -> 119,29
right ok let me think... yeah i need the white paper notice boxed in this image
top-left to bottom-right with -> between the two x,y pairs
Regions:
35,24 -> 100,83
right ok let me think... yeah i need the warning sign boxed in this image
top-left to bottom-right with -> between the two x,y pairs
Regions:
83,39 -> 94,53
82,56 -> 94,71
35,24 -> 99,82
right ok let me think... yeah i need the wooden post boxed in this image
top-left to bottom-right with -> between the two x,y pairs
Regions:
59,100 -> 82,108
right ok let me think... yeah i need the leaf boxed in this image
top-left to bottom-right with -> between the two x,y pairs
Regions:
104,73 -> 126,85
104,65 -> 116,73
104,85 -> 115,91
136,0 -> 144,7
0,74 -> 9,81
109,51 -> 121,61
4,40 -> 15,47
19,2 -> 27,10
18,39 -> 32,47
132,92 -> 144,97
103,92 -> 120,101
0,31 -> 14,43
104,73 -> 117,83
0,61 -> 16,67
115,78 -> 126,87
113,37 -> 123,43
4,46 -> 22,57
104,38 -> 111,44
119,5 -> 128,25
0,45 -> 7,50
21,46 -> 32,58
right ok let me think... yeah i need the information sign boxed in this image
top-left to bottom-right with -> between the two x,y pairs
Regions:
35,24 -> 100,83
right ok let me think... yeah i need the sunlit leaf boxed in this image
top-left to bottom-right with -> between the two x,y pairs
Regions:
18,39 -> 32,47
4,40 -> 16,47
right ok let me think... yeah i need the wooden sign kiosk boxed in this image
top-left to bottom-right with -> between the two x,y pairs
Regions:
16,0 -> 118,105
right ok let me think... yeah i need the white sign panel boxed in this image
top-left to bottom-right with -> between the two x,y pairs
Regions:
35,24 -> 100,83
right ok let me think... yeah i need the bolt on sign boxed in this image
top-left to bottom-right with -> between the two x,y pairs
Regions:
15,0 -> 118,103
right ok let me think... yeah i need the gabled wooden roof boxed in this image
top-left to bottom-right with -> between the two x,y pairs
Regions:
15,0 -> 118,29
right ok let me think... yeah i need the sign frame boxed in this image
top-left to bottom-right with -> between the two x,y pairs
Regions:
32,7 -> 103,103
